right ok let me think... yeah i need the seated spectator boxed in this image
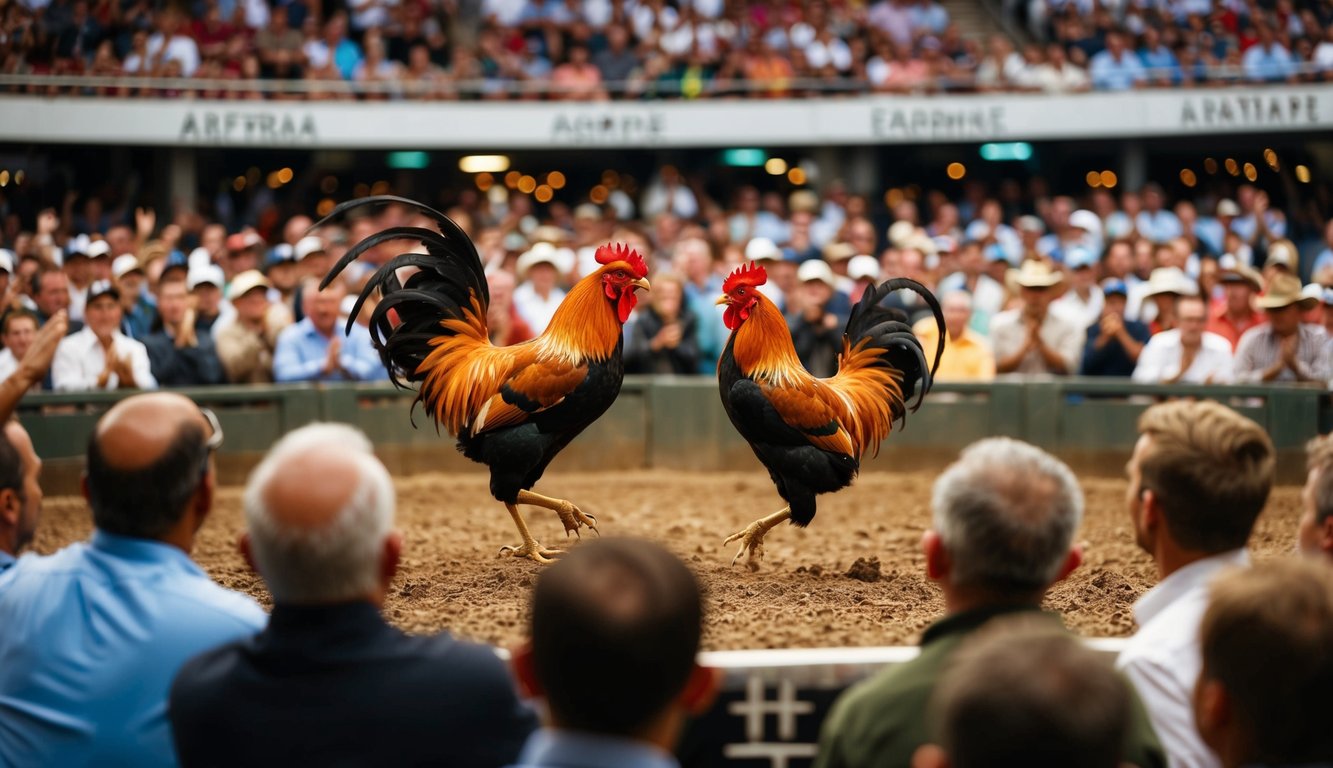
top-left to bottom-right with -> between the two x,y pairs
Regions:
1242,24 -> 1296,83
485,269 -> 534,347
915,620 -> 1133,768
1089,31 -> 1146,90
52,280 -> 157,391
913,290 -> 995,381
0,421 -> 42,573
216,271 -> 287,383
1193,560 -> 1333,768
0,310 -> 41,384
0,393 -> 266,766
188,265 -> 231,334
991,261 -> 1084,375
0,311 -> 66,410
1081,279 -> 1150,377
509,537 -> 716,768
513,243 -> 572,335
1132,294 -> 1233,384
625,272 -> 700,375
113,254 -> 157,340
273,279 -> 385,382
1298,433 -> 1333,562
1234,274 -> 1328,382
170,423 -> 537,766
550,43 -> 606,101
815,437 -> 1164,768
1134,184 -> 1183,245
1118,401 -> 1274,768
1138,266 -> 1197,334
936,240 -> 1006,332
1050,247 -> 1103,329
788,260 -> 847,378
1137,27 -> 1182,87
254,7 -> 305,80
1205,259 -> 1264,351
143,280 -> 226,387
1027,42 -> 1090,93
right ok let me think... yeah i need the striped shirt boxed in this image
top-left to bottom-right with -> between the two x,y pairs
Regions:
1233,323 -> 1331,383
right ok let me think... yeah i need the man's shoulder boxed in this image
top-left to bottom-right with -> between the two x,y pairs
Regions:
1201,332 -> 1233,353
990,308 -> 1021,329
1235,322 -> 1271,347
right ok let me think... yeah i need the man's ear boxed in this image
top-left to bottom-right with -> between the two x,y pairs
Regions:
80,473 -> 90,505
192,468 -> 215,529
238,532 -> 258,574
1054,544 -> 1083,583
381,530 -> 402,589
677,665 -> 722,716
1193,677 -> 1231,752
0,488 -> 19,527
922,530 -> 950,582
510,641 -> 542,699
1319,516 -> 1333,557
911,744 -> 950,768
1140,489 -> 1160,531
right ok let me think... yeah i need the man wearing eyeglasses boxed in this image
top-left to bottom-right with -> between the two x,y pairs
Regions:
0,392 -> 265,768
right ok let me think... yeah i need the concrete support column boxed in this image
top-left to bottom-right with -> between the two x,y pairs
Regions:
165,147 -> 196,213
1119,140 -> 1148,192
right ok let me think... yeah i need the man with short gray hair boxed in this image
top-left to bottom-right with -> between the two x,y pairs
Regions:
815,437 -> 1165,768
168,423 -> 536,767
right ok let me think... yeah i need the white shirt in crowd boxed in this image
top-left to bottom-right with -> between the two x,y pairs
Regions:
145,33 -> 201,77
512,283 -> 566,336
1116,549 -> 1249,768
0,349 -> 17,383
52,327 -> 158,392
1132,329 -> 1234,384
1050,286 -> 1104,330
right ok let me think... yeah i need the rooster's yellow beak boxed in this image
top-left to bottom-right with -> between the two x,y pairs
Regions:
715,295 -> 730,306
633,278 -> 651,292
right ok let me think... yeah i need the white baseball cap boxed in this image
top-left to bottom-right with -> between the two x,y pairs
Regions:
744,237 -> 782,262
112,254 -> 143,280
295,236 -> 327,261
847,255 -> 880,282
187,264 -> 225,291
797,259 -> 836,287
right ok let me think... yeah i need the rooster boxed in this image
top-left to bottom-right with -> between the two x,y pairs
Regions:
716,262 -> 943,565
315,196 -> 650,563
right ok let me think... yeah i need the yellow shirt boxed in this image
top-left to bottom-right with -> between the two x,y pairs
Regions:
912,320 -> 996,382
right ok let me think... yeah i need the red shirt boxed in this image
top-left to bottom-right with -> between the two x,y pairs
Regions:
1207,305 -> 1266,351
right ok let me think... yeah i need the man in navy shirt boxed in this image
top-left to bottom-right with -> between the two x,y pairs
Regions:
1081,279 -> 1150,377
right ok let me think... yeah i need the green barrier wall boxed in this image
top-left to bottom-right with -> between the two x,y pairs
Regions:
18,376 -> 1327,493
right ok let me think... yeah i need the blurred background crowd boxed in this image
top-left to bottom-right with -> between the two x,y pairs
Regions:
2,0 -> 1332,98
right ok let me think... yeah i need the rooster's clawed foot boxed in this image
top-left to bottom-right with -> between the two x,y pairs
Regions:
499,541 -> 564,565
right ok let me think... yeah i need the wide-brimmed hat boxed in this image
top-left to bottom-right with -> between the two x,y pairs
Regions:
517,241 -> 575,277
228,269 -> 271,300
1143,266 -> 1198,298
1012,260 -> 1064,289
1217,254 -> 1262,291
822,242 -> 856,262
1257,273 -> 1319,311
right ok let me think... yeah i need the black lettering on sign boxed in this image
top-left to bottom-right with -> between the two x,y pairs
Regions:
179,111 -> 318,144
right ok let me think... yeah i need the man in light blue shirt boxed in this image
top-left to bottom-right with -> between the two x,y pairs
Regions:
510,539 -> 717,768
1242,25 -> 1295,83
273,278 -> 387,382
1089,31 -> 1146,90
0,392 -> 266,768
1134,183 -> 1183,244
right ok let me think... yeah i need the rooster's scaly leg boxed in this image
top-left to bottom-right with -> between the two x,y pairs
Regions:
516,489 -> 599,538
499,503 -> 564,564
723,506 -> 791,567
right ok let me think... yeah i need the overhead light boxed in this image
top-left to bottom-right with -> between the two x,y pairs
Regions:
458,154 -> 509,173
721,148 -> 767,167
979,142 -> 1033,162
765,158 -> 788,175
946,162 -> 966,180
1295,165 -> 1311,183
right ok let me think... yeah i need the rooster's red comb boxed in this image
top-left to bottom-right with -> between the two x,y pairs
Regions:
723,262 -> 768,294
595,243 -> 648,278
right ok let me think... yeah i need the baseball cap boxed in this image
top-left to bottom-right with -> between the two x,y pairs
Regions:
294,236 -> 326,261
1102,278 -> 1128,297
87,240 -> 113,259
65,234 -> 92,260
797,259 -> 836,287
112,254 -> 143,280
744,237 -> 782,262
0,249 -> 13,274
1064,246 -> 1096,269
266,244 -> 296,269
1016,215 -> 1045,234
228,269 -> 272,300
822,242 -> 856,262
86,279 -> 120,303
226,231 -> 264,252
1265,240 -> 1298,270
187,264 -> 225,291
1216,199 -> 1240,217
1068,209 -> 1102,235
159,250 -> 190,283
847,255 -> 880,282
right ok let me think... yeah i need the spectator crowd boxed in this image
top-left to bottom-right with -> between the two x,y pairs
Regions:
2,0 -> 1331,99
0,167 -> 1329,391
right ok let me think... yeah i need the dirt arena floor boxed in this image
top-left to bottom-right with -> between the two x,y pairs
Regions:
31,468 -> 1304,651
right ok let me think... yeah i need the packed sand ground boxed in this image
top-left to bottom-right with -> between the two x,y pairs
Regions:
32,469 -> 1303,650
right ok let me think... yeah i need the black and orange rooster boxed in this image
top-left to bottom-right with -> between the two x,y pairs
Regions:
716,262 -> 943,565
316,196 -> 650,563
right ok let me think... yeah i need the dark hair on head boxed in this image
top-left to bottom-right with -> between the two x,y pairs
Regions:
86,420 -> 207,538
530,538 -> 703,736
0,426 -> 25,501
1,309 -> 38,336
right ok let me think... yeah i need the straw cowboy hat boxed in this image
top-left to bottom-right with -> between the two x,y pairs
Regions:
1012,260 -> 1064,289
1257,273 -> 1319,311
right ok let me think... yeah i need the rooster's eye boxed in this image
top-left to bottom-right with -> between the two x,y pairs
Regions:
737,287 -> 746,295
615,270 -> 626,278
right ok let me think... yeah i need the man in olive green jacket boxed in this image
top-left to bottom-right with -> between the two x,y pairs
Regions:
815,438 -> 1166,768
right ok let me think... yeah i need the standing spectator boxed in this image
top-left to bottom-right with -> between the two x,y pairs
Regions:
62,236 -> 95,324
815,437 -> 1165,768
304,13 -> 362,80
0,312 -> 66,411
509,538 -> 715,768
788,260 -> 846,378
1193,561 -> 1333,768
113,254 -> 156,340
0,393 -> 266,767
1051,248 -> 1103,329
673,236 -> 725,373
641,165 -> 700,221
1205,260 -> 1264,352
991,261 -> 1084,375
1298,433 -> 1333,562
1234,274 -> 1328,383
1117,400 -> 1274,768
188,265 -> 231,335
52,280 -> 157,391
625,272 -> 699,375
1132,294 -> 1233,384
216,271 -> 285,383
0,422 -> 42,574
915,621 -> 1134,768
170,423 -> 537,766
145,8 -> 201,76
485,269 -> 534,347
273,279 -> 385,382
913,290 -> 995,381
1230,186 -> 1286,254
1089,31 -> 1146,90
1134,184 -> 1183,244
593,24 -> 639,86
1081,279 -> 1150,377
729,186 -> 788,245
143,280 -> 226,387
1137,26 -> 1181,86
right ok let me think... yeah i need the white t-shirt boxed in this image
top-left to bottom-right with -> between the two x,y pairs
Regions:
512,283 -> 566,336
1132,329 -> 1234,384
145,33 -> 201,77
52,327 -> 158,391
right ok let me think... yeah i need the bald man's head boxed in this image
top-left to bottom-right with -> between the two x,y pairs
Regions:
86,393 -> 215,540
243,423 -> 394,604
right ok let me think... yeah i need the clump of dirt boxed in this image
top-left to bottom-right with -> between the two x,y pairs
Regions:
28,469 -> 1305,650
844,557 -> 882,583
